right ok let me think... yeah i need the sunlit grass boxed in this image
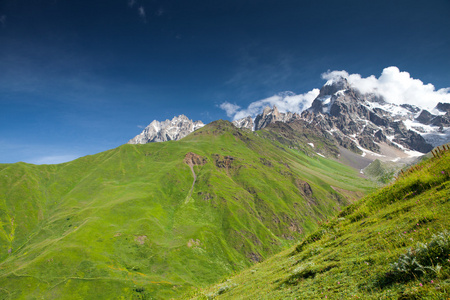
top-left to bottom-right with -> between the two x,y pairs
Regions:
0,121 -> 376,299
185,150 -> 450,299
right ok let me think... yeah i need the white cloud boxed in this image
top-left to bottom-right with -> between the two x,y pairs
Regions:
322,66 -> 450,109
138,6 -> 146,19
0,15 -> 6,27
128,0 -> 136,7
222,89 -> 320,121
219,102 -> 241,117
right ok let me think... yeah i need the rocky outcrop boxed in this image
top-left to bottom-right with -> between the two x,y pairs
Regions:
253,105 -> 300,131
436,102 -> 450,113
213,154 -> 235,169
295,179 -> 313,197
416,110 -> 436,125
128,115 -> 204,144
184,152 -> 207,166
232,116 -> 253,130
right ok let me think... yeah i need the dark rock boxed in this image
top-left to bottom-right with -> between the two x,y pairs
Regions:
295,179 -> 313,197
436,102 -> 450,113
431,113 -> 450,127
401,104 -> 421,114
393,130 -> 433,153
358,135 -> 380,153
416,110 -> 436,125
374,130 -> 387,142
213,154 -> 235,169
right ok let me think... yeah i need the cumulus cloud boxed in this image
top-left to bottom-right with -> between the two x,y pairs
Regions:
322,66 -> 450,109
222,89 -> 320,121
220,102 -> 241,117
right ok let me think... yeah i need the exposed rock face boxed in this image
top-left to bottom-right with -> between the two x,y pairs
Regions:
436,102 -> 450,113
213,154 -> 235,169
253,105 -> 300,131
416,110 -> 435,125
295,179 -> 313,198
184,152 -> 206,166
128,115 -> 204,144
232,116 -> 254,130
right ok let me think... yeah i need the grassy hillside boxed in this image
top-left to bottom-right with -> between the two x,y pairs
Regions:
0,120 -> 375,299
186,148 -> 450,299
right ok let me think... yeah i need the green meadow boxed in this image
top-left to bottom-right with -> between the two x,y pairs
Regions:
0,121 -> 375,299
187,148 -> 450,299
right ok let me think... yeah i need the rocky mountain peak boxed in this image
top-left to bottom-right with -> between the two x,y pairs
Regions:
436,102 -> 450,113
232,116 -> 253,130
303,81 -> 439,155
128,115 -> 204,144
319,76 -> 350,97
253,105 -> 300,131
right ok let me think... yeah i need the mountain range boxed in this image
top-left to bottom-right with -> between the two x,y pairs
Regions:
1,76 -> 449,299
130,77 -> 450,173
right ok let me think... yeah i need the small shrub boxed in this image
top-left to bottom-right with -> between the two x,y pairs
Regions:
282,262 -> 316,286
386,230 -> 450,283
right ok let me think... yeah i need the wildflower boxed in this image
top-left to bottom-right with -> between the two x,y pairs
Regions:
419,283 -> 423,287
441,171 -> 445,174
431,280 -> 434,284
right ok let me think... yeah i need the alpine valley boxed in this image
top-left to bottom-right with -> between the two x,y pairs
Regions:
1,77 -> 449,299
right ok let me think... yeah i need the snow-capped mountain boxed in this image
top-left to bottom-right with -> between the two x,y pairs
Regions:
128,115 -> 204,144
233,77 -> 450,160
128,78 -> 449,165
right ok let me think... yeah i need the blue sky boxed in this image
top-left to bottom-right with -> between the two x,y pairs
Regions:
1,0 -> 449,164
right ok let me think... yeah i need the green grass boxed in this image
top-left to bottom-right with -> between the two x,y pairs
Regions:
0,120 -> 375,299
185,148 -> 450,299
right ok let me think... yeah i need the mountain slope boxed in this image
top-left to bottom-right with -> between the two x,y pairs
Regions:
0,121 -> 375,299
187,147 -> 450,299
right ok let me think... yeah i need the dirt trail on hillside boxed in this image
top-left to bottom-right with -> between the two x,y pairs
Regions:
185,164 -> 197,203
183,152 -> 206,204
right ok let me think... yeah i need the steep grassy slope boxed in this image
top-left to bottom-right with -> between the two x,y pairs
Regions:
0,121 -> 375,299
186,149 -> 450,299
